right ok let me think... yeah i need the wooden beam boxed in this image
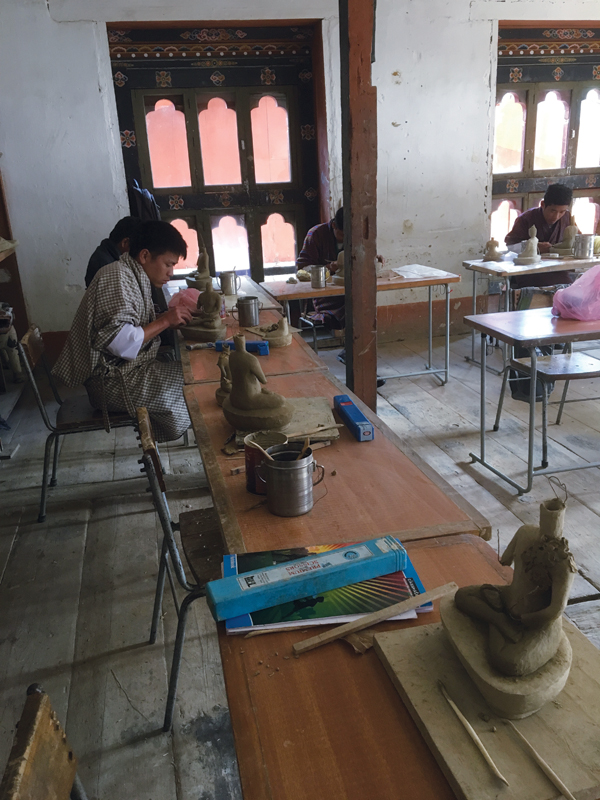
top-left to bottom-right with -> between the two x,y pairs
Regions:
340,0 -> 378,411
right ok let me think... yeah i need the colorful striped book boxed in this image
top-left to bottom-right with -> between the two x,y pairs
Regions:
223,540 -> 431,634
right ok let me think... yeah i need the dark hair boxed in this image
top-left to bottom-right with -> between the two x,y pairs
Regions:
108,216 -> 143,244
543,183 -> 572,207
129,220 -> 187,260
334,207 -> 344,231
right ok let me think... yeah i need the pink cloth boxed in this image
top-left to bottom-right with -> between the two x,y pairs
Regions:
168,288 -> 199,311
552,265 -> 600,320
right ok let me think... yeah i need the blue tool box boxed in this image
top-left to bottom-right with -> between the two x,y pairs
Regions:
206,536 -> 407,621
334,394 -> 374,441
216,339 -> 269,354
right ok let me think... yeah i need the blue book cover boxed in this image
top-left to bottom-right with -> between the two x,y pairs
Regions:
222,540 -> 431,634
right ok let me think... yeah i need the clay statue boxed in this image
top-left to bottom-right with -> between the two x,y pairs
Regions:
440,498 -> 576,718
222,333 -> 293,431
258,317 -> 294,348
483,238 -> 504,262
186,246 -> 213,291
551,224 -> 578,254
215,344 -> 232,406
514,225 -> 542,265
185,282 -> 227,342
331,250 -> 345,285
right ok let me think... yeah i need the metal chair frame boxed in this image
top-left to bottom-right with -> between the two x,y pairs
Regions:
18,325 -> 135,522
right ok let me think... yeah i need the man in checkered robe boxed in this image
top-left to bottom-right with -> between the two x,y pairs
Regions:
53,221 -> 193,442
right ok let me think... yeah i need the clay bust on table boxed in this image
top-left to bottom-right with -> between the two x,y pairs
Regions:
222,333 -> 293,431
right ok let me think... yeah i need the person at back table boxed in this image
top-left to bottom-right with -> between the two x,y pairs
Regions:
504,183 -> 575,288
85,216 -> 143,288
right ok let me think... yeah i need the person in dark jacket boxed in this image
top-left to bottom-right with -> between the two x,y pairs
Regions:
85,216 -> 143,288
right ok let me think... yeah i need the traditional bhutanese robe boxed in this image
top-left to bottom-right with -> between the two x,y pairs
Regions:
53,253 -> 189,442
505,206 -> 572,288
296,220 -> 345,330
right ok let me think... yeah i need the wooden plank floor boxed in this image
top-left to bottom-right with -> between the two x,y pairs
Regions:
1,335 -> 600,798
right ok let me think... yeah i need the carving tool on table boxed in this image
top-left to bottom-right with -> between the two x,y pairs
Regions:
438,682 -> 509,787
502,718 -> 576,800
295,437 -> 310,461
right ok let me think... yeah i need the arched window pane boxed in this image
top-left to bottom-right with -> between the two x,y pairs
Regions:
145,98 -> 191,188
261,213 -> 296,281
572,197 -> 600,235
493,93 -> 526,174
198,97 -> 242,186
576,89 -> 600,169
533,91 -> 570,171
490,199 -> 520,245
169,218 -> 199,271
210,215 -> 250,273
251,96 -> 292,183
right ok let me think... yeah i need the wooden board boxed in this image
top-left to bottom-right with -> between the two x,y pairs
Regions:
219,535 -> 511,800
179,311 -> 326,385
464,306 -> 600,348
184,371 -> 490,555
374,620 -> 600,800
233,397 -> 340,445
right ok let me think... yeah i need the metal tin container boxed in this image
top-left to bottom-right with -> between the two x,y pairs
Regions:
573,234 -> 595,259
244,431 -> 288,494
257,443 -> 325,517
310,265 -> 327,289
232,295 -> 263,327
219,271 -> 242,295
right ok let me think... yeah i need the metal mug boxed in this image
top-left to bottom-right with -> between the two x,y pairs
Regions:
244,431 -> 288,494
573,234 -> 595,259
256,443 -> 325,517
310,265 -> 327,289
231,295 -> 263,327
219,271 -> 242,296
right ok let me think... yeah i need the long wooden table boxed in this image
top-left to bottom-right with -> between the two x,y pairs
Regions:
179,310 -> 326,385
219,534 -> 510,800
165,275 -> 282,313
184,370 -> 490,555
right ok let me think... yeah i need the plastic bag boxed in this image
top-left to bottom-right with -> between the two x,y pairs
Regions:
168,287 -> 199,311
552,265 -> 600,320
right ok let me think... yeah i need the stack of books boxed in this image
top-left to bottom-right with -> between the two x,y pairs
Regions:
221,540 -> 431,635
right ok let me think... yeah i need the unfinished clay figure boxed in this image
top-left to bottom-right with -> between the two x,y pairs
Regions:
332,250 -> 345,285
551,224 -> 578,254
184,281 -> 226,342
454,498 -> 576,677
215,344 -> 232,406
483,238 -> 503,262
186,246 -> 213,291
514,225 -> 542,265
260,317 -> 293,348
222,333 -> 293,430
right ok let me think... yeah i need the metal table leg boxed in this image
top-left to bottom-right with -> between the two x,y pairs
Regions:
427,285 -> 433,371
444,283 -> 450,385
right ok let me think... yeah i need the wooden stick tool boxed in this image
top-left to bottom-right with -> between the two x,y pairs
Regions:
293,582 -> 457,655
502,719 -> 576,800
438,682 -> 509,787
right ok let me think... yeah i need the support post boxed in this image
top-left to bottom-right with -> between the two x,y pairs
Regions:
339,0 -> 378,410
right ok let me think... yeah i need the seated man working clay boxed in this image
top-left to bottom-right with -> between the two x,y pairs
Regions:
505,183 -> 575,288
54,221 -> 193,441
85,216 -> 143,288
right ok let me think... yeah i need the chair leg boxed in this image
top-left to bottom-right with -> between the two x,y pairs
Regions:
150,539 -> 169,645
556,380 -> 570,425
50,435 -> 61,487
541,381 -> 549,469
38,434 -> 55,523
163,592 -> 198,732
493,365 -> 510,432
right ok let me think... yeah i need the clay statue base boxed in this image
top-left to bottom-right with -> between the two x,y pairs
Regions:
183,322 -> 227,343
440,596 -> 571,719
215,387 -> 229,407
222,396 -> 293,432
331,275 -> 345,286
186,276 -> 212,292
514,255 -> 541,266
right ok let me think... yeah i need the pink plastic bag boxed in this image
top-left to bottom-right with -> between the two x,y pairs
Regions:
552,265 -> 600,320
168,287 -> 199,311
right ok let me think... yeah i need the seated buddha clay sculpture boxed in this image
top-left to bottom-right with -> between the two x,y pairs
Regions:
514,225 -> 542,265
331,250 -> 345,285
215,344 -> 232,407
184,282 -> 227,342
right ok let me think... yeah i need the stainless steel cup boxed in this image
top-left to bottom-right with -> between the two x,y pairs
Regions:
573,234 -> 595,259
232,296 -> 263,327
256,443 -> 325,517
311,265 -> 327,289
219,271 -> 242,295
244,431 -> 288,494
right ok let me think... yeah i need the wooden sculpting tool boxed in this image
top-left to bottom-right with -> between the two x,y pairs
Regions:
284,423 -> 344,439
295,437 -> 310,460
246,441 -> 274,462
502,719 -> 576,800
438,682 -> 509,787
293,582 -> 457,655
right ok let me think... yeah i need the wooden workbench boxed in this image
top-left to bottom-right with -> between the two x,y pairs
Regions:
184,370 -> 490,555
219,534 -> 510,800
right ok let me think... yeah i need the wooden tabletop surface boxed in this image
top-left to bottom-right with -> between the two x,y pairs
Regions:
179,310 -> 326,385
462,255 -> 600,277
219,534 -> 511,800
184,371 -> 490,555
165,275 -> 283,312
464,306 -> 600,347
261,266 -> 460,303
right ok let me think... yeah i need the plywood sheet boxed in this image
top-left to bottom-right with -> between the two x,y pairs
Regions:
374,621 -> 600,800
233,397 -> 340,445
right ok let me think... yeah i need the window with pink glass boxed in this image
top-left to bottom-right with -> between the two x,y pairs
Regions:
250,95 -> 292,184
196,94 -> 242,186
144,97 -> 192,188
